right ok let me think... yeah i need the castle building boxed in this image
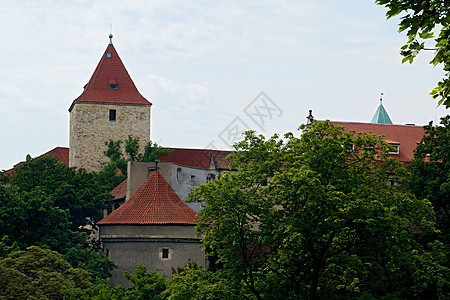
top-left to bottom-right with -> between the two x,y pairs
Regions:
3,35 -> 430,287
97,169 -> 205,286
68,35 -> 152,172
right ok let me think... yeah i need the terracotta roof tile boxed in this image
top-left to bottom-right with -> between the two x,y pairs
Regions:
97,172 -> 198,225
160,148 -> 232,169
110,178 -> 127,199
69,43 -> 151,111
3,147 -> 69,175
331,122 -> 424,163
43,147 -> 70,165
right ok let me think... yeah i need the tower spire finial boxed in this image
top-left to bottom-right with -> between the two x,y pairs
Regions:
109,24 -> 113,44
306,109 -> 314,125
380,92 -> 383,103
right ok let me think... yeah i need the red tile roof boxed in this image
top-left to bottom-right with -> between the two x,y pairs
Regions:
331,122 -> 424,163
160,148 -> 232,169
110,178 -> 127,199
98,171 -> 199,225
43,146 -> 70,165
69,43 -> 151,112
3,147 -> 69,175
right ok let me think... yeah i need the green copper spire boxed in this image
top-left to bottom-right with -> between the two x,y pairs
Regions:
109,33 -> 113,44
371,93 -> 392,124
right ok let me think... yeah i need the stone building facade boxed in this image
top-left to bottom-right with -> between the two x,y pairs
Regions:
69,102 -> 150,172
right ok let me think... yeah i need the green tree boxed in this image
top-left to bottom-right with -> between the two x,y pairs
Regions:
123,263 -> 166,300
0,185 -> 77,253
0,236 -> 19,259
65,263 -> 166,300
8,155 -> 109,235
0,246 -> 91,300
102,135 -> 173,176
405,115 -> 450,243
163,261 -> 239,300
375,0 -> 450,107
189,121 -> 444,299
64,247 -> 117,281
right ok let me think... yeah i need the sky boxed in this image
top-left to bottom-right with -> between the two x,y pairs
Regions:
0,0 -> 448,171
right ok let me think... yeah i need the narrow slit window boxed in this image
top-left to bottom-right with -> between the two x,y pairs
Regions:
109,109 -> 116,121
162,248 -> 169,259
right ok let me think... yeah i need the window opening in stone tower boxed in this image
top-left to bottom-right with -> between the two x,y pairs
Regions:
109,109 -> 116,121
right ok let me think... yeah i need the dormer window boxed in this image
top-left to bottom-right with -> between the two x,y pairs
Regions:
106,53 -> 112,58
388,144 -> 399,154
109,79 -> 117,89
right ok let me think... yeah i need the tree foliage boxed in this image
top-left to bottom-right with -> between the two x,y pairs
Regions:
66,263 -> 166,300
0,154 -> 117,283
189,121 -> 446,299
102,135 -> 173,177
0,246 -> 91,300
8,155 -> 109,235
0,184 -> 77,253
123,263 -> 166,300
405,115 -> 450,244
163,261 -> 240,300
64,247 -> 117,281
375,0 -> 450,107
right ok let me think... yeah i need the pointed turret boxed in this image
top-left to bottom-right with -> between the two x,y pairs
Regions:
371,93 -> 392,124
97,171 -> 199,225
69,39 -> 151,111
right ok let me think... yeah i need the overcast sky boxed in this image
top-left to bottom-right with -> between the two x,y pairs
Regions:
0,0 -> 448,170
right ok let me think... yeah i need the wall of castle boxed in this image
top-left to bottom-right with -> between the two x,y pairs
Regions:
100,224 -> 198,238
69,102 -> 151,172
100,224 -> 205,287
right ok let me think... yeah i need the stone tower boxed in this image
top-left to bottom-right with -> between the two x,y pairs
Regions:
69,35 -> 152,172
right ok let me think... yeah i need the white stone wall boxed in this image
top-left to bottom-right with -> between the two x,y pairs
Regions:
69,102 -> 151,172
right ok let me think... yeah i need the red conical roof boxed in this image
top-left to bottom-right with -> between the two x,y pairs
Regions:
97,172 -> 199,225
69,42 -> 151,111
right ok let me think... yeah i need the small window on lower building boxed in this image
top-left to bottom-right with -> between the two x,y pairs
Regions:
162,248 -> 169,259
109,109 -> 116,121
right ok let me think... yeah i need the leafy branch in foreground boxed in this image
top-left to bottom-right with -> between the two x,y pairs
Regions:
376,0 -> 450,107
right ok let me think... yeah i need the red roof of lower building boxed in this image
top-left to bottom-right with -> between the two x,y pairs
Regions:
110,178 -> 127,199
331,122 -> 424,163
98,171 -> 199,225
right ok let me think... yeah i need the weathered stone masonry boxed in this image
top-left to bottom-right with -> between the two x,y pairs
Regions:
69,102 -> 151,172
